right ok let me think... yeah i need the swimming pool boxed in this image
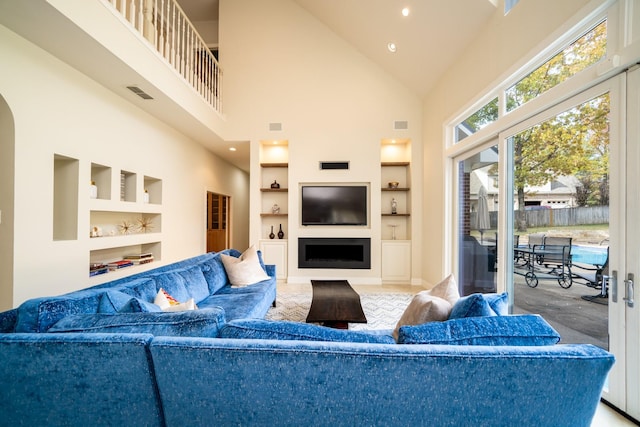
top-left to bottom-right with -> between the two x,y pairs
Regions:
571,245 -> 608,265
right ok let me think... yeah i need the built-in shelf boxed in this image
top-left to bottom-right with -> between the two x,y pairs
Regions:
260,188 -> 288,192
381,162 -> 410,167
260,163 -> 288,168
382,187 -> 410,191
260,213 -> 288,217
53,154 -> 79,241
382,213 -> 410,217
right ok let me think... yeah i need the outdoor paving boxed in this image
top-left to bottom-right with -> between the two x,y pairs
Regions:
512,275 -> 608,349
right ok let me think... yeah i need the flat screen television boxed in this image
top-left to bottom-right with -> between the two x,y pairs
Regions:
301,185 -> 368,226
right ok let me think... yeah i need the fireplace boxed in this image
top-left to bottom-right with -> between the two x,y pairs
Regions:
298,238 -> 371,269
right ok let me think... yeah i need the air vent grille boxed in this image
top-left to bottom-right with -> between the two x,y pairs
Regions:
394,120 -> 408,130
269,122 -> 283,131
319,161 -> 349,170
126,86 -> 153,100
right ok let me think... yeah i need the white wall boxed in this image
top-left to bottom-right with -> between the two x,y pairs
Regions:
0,25 -> 249,308
219,0 -> 423,283
420,0 -> 597,285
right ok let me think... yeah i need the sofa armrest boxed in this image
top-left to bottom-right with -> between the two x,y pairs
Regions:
264,264 -> 276,278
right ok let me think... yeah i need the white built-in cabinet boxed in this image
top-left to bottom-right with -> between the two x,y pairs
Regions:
53,154 -> 163,283
258,140 -> 289,279
380,139 -> 412,282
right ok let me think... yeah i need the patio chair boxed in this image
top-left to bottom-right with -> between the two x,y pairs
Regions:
575,247 -> 610,300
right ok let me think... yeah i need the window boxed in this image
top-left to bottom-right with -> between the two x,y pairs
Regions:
506,21 -> 607,112
505,0 -> 520,15
454,97 -> 498,143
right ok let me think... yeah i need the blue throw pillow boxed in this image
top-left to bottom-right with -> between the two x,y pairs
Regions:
98,290 -> 135,313
119,298 -> 161,313
448,292 -> 508,319
397,314 -> 560,345
220,319 -> 396,344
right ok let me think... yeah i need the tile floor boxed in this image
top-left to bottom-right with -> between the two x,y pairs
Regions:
275,282 -> 638,426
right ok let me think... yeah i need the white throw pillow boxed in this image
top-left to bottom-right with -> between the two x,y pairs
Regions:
393,294 -> 452,341
425,274 -> 460,305
220,245 -> 270,287
392,274 -> 461,341
154,288 -> 197,312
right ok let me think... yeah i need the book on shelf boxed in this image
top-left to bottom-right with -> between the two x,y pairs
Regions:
123,253 -> 153,259
125,256 -> 154,265
89,263 -> 109,277
107,260 -> 134,270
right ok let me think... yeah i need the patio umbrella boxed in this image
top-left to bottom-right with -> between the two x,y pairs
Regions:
475,185 -> 491,242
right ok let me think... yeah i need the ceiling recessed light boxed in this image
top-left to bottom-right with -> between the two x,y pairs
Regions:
402,7 -> 410,17
229,147 -> 237,152
387,42 -> 397,53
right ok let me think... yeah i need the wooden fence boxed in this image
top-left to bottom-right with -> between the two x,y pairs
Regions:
472,206 -> 609,229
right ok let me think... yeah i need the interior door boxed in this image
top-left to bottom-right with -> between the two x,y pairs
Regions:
207,192 -> 229,252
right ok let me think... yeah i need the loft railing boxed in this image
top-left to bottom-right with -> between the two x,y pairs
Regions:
103,0 -> 223,114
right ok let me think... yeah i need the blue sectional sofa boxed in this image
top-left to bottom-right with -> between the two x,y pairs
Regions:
0,250 -> 615,426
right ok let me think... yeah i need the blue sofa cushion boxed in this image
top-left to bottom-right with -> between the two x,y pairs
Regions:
47,308 -> 226,337
448,292 -> 508,319
201,252 -> 231,295
397,314 -> 560,345
220,319 -> 397,344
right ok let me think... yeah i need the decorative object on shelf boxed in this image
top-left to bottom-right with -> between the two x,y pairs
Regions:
277,224 -> 284,239
137,216 -> 153,233
269,226 -> 275,239
90,226 -> 103,238
270,180 -> 280,189
388,181 -> 399,189
89,181 -> 98,199
389,224 -> 398,240
143,189 -> 150,203
118,220 -> 134,235
391,198 -> 398,214
271,203 -> 281,214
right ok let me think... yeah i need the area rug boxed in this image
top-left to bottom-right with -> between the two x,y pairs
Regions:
265,293 -> 413,330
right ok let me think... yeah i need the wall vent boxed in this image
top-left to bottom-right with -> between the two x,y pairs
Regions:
394,120 -> 408,130
319,161 -> 349,170
126,86 -> 153,100
269,122 -> 283,131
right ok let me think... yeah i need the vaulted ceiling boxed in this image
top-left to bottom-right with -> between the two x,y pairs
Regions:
179,0 -> 497,96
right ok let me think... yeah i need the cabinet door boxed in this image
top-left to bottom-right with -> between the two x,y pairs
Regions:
259,240 -> 287,280
381,241 -> 411,282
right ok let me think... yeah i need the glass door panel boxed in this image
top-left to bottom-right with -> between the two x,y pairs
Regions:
457,145 -> 499,296
508,92 -> 610,350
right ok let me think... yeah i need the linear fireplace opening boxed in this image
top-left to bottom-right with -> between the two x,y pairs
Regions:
298,238 -> 371,269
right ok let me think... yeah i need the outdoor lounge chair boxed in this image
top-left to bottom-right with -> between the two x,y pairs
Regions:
574,247 -> 609,301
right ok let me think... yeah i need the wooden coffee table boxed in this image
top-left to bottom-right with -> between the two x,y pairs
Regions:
306,280 -> 367,329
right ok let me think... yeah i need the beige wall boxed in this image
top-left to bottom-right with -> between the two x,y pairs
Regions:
219,0 -> 424,283
0,25 -> 249,307
421,0 -> 597,285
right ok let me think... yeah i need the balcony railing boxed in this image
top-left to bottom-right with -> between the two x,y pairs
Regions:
103,0 -> 223,114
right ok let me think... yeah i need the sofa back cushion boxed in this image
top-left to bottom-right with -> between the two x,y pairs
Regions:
201,250 -> 235,294
397,314 -> 560,345
220,319 -> 396,344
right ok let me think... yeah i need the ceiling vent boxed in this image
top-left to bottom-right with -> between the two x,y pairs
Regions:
126,86 -> 153,100
394,120 -> 408,130
269,122 -> 283,131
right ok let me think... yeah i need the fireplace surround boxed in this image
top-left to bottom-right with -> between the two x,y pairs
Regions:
298,238 -> 371,269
